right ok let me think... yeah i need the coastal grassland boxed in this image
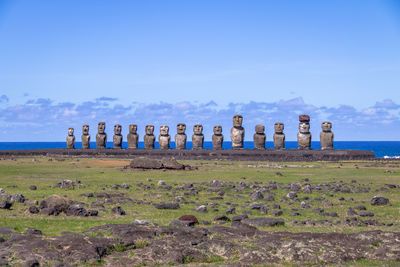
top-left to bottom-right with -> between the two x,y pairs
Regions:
0,157 -> 399,236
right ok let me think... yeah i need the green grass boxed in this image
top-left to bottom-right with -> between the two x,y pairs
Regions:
0,157 -> 399,236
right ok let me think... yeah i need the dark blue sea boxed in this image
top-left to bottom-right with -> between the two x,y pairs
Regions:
0,141 -> 399,158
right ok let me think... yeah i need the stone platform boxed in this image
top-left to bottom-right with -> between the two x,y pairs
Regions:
0,148 -> 374,161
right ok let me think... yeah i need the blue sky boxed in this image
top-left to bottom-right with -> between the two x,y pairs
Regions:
1,0 -> 400,141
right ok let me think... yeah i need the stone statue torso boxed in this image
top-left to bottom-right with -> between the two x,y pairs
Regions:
113,135 -> 122,149
253,133 -> 266,149
320,132 -> 334,150
273,133 -> 285,149
81,135 -> 90,149
144,135 -> 155,149
96,133 -> 107,149
231,127 -> 244,149
159,135 -> 170,149
212,134 -> 223,149
297,132 -> 311,150
127,133 -> 139,149
192,134 -> 204,149
66,136 -> 75,149
175,134 -> 187,149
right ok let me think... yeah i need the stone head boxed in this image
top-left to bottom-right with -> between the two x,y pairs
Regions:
145,125 -> 154,135
176,123 -> 186,134
114,124 -> 122,135
82,125 -> 89,135
213,125 -> 222,135
129,124 -> 137,134
160,125 -> 169,136
322,121 -> 332,132
255,125 -> 264,134
68,128 -> 74,136
274,122 -> 284,134
299,122 -> 310,134
233,115 -> 243,127
193,124 -> 203,135
98,122 -> 106,134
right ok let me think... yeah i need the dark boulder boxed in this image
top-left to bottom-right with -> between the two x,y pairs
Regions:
153,203 -> 180,209
111,206 -> 126,215
242,217 -> 285,227
0,200 -> 12,209
371,196 -> 389,205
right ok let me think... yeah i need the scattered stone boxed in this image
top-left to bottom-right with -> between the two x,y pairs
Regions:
10,193 -> 25,203
347,207 -> 357,216
249,202 -> 263,210
225,207 -> 236,214
232,214 -> 248,222
132,219 -> 155,226
264,194 -> 275,201
170,220 -> 195,227
300,201 -> 310,209
111,206 -> 126,215
359,211 -> 374,217
249,191 -> 264,200
25,228 -> 43,235
153,203 -> 180,209
214,215 -> 230,221
0,200 -> 12,209
371,196 -> 389,205
28,206 -> 40,214
242,217 -> 285,227
55,179 -> 75,189
29,185 -> 37,190
290,182 -> 301,192
286,191 -> 297,199
272,210 -> 283,216
354,205 -> 367,210
158,180 -> 166,185
196,205 -> 207,213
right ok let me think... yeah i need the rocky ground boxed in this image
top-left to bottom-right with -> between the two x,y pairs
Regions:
0,157 -> 399,266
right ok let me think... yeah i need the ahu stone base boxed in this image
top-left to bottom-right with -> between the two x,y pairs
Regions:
0,149 -> 374,161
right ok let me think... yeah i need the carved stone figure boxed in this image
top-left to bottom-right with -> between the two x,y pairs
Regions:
96,122 -> 107,149
231,115 -> 245,149
253,125 -> 266,149
212,125 -> 224,149
320,121 -> 334,150
66,128 -> 75,149
144,125 -> 155,149
273,122 -> 285,149
113,124 -> 122,149
159,125 -> 170,149
297,115 -> 311,150
127,124 -> 139,149
175,123 -> 187,149
192,124 -> 204,149
81,125 -> 90,149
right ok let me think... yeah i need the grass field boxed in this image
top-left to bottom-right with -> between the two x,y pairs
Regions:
0,157 -> 399,236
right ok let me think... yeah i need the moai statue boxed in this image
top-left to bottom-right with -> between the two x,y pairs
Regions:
175,123 -> 187,149
96,122 -> 107,149
66,128 -> 75,149
297,115 -> 311,150
127,124 -> 139,149
159,125 -> 170,149
192,124 -> 204,149
320,121 -> 334,150
231,114 -> 245,149
144,125 -> 155,149
253,125 -> 266,149
273,122 -> 285,150
113,124 -> 122,149
81,124 -> 90,149
212,125 -> 224,149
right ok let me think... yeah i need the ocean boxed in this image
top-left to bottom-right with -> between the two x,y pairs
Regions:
0,141 -> 399,158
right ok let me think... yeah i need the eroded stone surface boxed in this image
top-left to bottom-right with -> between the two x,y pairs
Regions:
231,115 -> 245,149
